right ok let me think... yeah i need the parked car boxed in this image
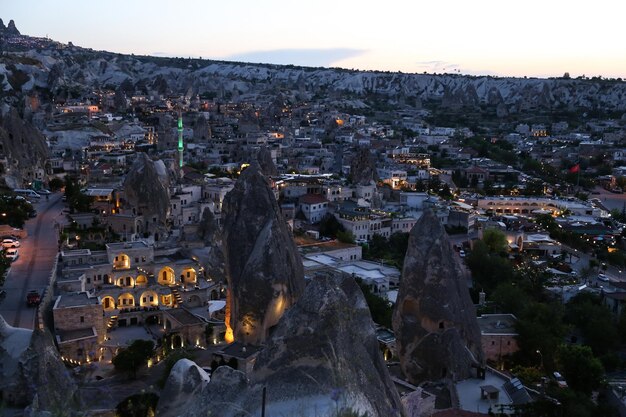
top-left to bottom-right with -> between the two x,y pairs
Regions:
2,238 -> 20,248
5,248 -> 19,261
598,273 -> 609,282
26,290 -> 41,307
459,250 -> 466,258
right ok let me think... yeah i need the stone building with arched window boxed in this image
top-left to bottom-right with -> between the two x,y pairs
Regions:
54,239 -> 223,361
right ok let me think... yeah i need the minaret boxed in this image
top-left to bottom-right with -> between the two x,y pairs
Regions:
177,110 -> 184,168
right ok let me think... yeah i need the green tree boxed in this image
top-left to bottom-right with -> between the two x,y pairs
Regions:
564,293 -> 617,356
491,282 -> 529,317
482,228 -> 508,254
356,278 -> 393,328
48,178 -> 64,191
466,240 -> 515,292
64,176 -> 92,213
319,214 -> 345,238
337,230 -> 355,244
557,344 -> 604,395
113,339 -> 155,379
515,302 -> 567,370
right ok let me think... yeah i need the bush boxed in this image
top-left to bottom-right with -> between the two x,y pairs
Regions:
113,339 -> 154,378
115,393 -> 159,417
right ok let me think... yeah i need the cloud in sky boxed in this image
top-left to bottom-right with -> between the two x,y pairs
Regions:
415,60 -> 500,76
227,48 -> 367,68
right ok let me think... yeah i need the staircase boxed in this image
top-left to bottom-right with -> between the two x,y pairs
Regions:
107,315 -> 118,329
171,288 -> 183,307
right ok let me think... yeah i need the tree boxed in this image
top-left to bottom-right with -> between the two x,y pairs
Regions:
319,214 -> 345,238
113,339 -> 154,378
64,176 -> 92,213
337,230 -> 355,244
557,344 -> 604,395
49,178 -> 64,191
482,228 -> 508,254
565,293 -> 617,356
515,302 -> 567,370
492,282 -> 529,317
356,278 -> 392,328
466,240 -> 515,292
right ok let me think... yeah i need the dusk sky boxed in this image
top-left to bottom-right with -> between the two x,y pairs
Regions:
4,0 -> 626,79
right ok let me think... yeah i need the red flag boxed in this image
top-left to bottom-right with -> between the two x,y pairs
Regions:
569,164 -> 580,173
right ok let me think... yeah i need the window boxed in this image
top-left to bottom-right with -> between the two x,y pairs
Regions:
86,277 -> 91,283
80,316 -> 84,323
135,257 -> 139,263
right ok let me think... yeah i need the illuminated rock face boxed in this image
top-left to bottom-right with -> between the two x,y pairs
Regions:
392,209 -> 484,384
222,163 -> 304,344
175,273 -> 406,417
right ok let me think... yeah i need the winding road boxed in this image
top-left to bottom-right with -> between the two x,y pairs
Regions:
0,193 -> 64,329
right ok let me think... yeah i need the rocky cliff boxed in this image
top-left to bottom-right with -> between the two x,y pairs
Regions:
0,316 -> 81,413
392,210 -> 484,384
171,272 -> 405,417
123,152 -> 171,231
222,163 -> 304,344
190,207 -> 226,282
349,147 -> 378,185
0,108 -> 49,189
256,146 -> 278,177
156,359 -> 210,417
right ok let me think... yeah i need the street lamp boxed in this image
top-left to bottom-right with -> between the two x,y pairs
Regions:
536,349 -> 544,370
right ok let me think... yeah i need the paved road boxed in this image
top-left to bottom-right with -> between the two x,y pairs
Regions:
0,193 -> 64,329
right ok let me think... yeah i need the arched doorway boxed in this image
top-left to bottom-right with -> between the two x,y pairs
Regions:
140,291 -> 159,308
117,293 -> 135,308
187,294 -> 202,307
113,253 -> 130,269
161,294 -> 174,307
172,334 -> 183,349
102,296 -> 116,311
158,267 -> 175,286
182,267 -> 197,285
117,276 -> 134,287
136,274 -> 148,286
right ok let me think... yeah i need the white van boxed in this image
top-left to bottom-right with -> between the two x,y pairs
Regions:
13,189 -> 41,199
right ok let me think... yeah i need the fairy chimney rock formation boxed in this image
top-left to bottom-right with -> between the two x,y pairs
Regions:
123,153 -> 171,229
392,209 -> 484,384
222,163 -> 304,344
173,273 -> 406,417
256,146 -> 278,177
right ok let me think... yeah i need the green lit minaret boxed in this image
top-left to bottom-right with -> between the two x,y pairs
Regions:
177,110 -> 184,168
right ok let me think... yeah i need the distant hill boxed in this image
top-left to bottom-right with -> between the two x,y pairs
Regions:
1,20 -> 626,123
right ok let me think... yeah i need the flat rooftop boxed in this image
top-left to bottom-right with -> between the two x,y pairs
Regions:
455,369 -> 514,414
166,308 -> 205,326
57,327 -> 96,343
61,249 -> 92,257
477,314 -> 517,335
298,239 -> 359,255
220,341 -> 263,359
55,293 -> 100,309
83,188 -> 114,197
106,241 -> 149,251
